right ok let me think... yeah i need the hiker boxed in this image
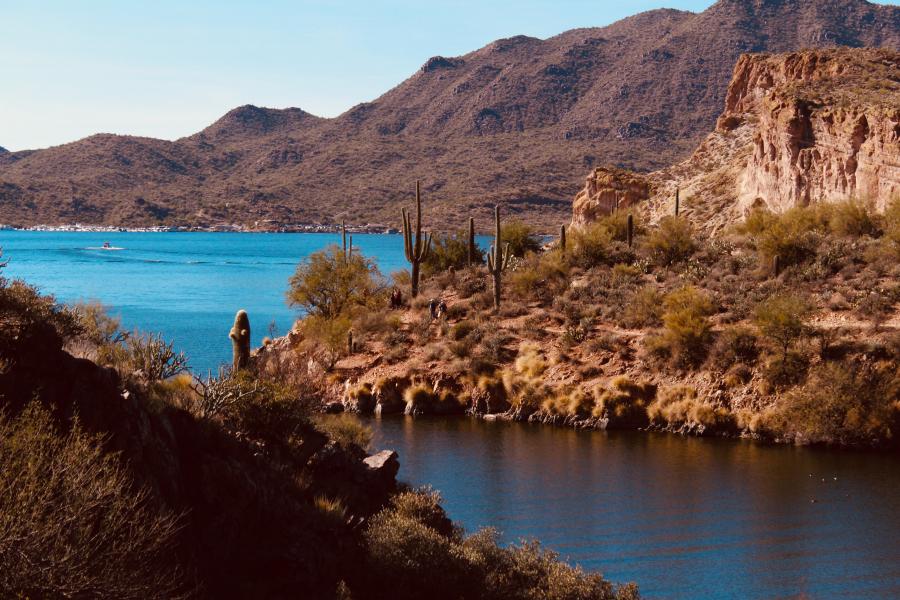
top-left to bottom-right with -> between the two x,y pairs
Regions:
437,299 -> 448,320
429,298 -> 438,320
390,288 -> 403,309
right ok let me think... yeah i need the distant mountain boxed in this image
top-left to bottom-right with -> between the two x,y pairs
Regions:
1,0 -> 897,230
0,146 -> 7,154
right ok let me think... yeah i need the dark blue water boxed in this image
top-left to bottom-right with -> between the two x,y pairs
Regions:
371,417 -> 900,599
0,231 -> 413,372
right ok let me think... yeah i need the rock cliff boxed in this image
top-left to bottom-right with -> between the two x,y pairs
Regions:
573,48 -> 900,231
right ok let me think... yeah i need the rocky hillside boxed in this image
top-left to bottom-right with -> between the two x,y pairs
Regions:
1,0 -> 897,230
573,47 -> 900,232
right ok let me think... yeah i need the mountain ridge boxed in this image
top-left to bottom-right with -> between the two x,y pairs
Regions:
0,0 -> 897,230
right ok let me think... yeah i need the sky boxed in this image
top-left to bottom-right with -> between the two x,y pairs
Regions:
0,0 -> 891,151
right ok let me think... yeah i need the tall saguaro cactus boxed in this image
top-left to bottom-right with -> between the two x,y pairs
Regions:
626,214 -> 634,248
467,217 -> 476,266
229,310 -> 251,372
341,221 -> 353,258
487,205 -> 512,310
401,180 -> 432,298
675,188 -> 680,216
559,224 -> 567,255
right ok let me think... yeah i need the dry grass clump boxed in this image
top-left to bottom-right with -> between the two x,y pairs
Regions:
593,376 -> 657,428
502,343 -> 555,415
647,385 -> 735,433
0,402 -> 188,599
314,413 -> 373,450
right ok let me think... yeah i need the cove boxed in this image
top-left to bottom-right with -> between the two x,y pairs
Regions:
371,415 -> 900,599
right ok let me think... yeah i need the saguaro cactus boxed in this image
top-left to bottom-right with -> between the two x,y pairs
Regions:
347,329 -> 354,355
229,310 -> 251,372
773,254 -> 781,277
401,180 -> 432,298
467,217 -> 476,266
675,188 -> 680,216
487,205 -> 512,310
559,224 -> 567,254
626,214 -> 634,248
341,221 -> 353,258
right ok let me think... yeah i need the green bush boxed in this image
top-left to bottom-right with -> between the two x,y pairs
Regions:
656,286 -> 714,367
0,402 -> 187,599
422,230 -> 484,276
568,223 -> 615,269
740,207 -> 823,267
621,285 -> 663,328
643,216 -> 696,267
501,220 -> 542,258
753,292 -> 812,370
509,250 -> 569,303
288,245 -> 387,319
706,325 -> 760,372
827,199 -> 880,237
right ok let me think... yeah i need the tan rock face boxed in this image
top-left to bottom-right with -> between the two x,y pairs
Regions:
724,50 -> 900,214
573,48 -> 900,232
571,167 -> 651,226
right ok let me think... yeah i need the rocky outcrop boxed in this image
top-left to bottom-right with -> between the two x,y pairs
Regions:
574,48 -> 900,231
571,167 -> 652,226
726,49 -> 900,214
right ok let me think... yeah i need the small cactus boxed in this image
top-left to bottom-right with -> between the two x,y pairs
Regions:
401,180 -> 433,298
773,254 -> 781,277
559,224 -> 567,254
487,205 -> 512,310
347,329 -> 354,355
229,310 -> 251,372
467,217 -> 476,266
675,188 -> 680,216
626,214 -> 634,248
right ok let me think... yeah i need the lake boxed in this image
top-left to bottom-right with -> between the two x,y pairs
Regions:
0,231 -> 414,372
2,231 -> 898,598
372,416 -> 900,599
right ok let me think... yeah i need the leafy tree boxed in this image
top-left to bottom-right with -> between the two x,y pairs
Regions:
422,230 -> 484,276
500,220 -> 542,258
753,292 -> 813,368
288,245 -> 387,319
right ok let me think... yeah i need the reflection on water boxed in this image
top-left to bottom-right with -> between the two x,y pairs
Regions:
371,416 -> 900,599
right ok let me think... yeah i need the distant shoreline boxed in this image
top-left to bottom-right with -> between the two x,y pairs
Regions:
0,224 -> 401,235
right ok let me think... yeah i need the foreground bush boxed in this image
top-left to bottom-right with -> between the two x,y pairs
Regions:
362,489 -> 638,600
0,403 -> 187,599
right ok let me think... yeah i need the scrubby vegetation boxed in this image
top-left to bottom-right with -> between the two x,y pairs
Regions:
301,197 -> 900,450
1,245 -> 638,599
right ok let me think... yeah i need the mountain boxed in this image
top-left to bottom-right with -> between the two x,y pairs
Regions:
572,47 -> 900,232
1,0 -> 897,230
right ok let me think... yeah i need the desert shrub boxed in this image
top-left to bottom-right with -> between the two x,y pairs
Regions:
652,286 -> 714,367
707,325 -> 760,372
391,269 -> 412,289
363,488 -> 634,600
828,199 -> 880,237
620,285 -> 663,328
314,413 -> 373,450
753,292 -> 813,370
760,361 -> 900,447
501,220 -> 542,257
0,280 -> 81,364
593,376 -> 656,428
596,210 -> 645,243
300,314 -> 353,370
0,402 -> 187,599
740,207 -> 823,267
422,231 -> 484,276
450,320 -> 477,341
855,288 -> 896,331
288,245 -> 387,319
509,250 -> 569,303
124,330 -> 189,382
643,216 -> 695,267
314,495 -> 349,527
568,223 -> 615,269
647,386 -> 735,433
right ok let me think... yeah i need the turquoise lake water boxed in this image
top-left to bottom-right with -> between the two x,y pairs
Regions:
2,231 -> 898,598
0,231 -> 415,372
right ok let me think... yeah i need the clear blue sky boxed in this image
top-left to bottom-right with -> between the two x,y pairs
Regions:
0,0 -> 891,151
